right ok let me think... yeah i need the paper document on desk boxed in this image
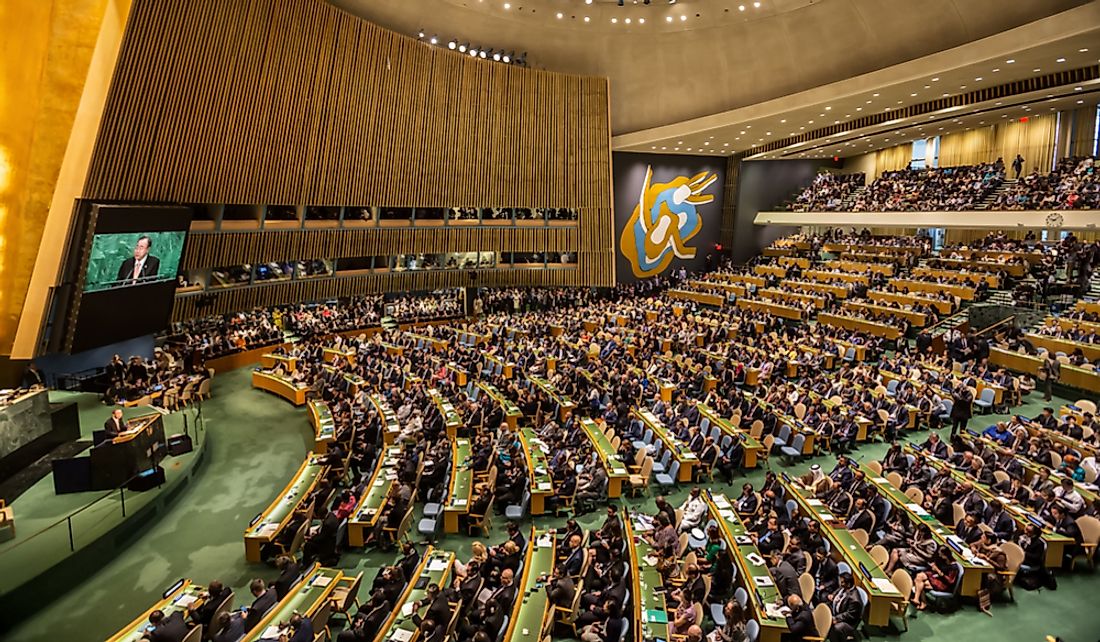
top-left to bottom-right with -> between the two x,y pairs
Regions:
453,498 -> 467,507
260,625 -> 282,640
746,553 -> 766,567
391,628 -> 414,642
753,575 -> 774,587
257,523 -> 278,535
311,574 -> 332,587
807,499 -> 823,506
401,602 -> 415,617
537,482 -> 553,491
719,509 -> 736,521
427,558 -> 450,572
713,496 -> 731,509
537,535 -> 553,548
872,477 -> 888,484
871,578 -> 899,593
175,594 -> 198,608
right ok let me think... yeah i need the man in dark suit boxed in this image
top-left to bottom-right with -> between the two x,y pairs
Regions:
142,609 -> 189,642
545,567 -> 576,608
273,555 -> 302,599
845,498 -> 875,533
286,614 -> 313,642
768,550 -> 802,600
412,583 -> 455,630
950,384 -> 973,438
828,573 -> 864,642
244,579 -> 278,631
116,235 -> 161,285
104,408 -> 128,439
487,568 -> 518,611
303,507 -> 340,565
336,594 -> 390,642
211,612 -> 247,642
784,595 -> 816,641
191,580 -> 232,629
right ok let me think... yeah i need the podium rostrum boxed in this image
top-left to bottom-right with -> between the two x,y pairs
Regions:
52,413 -> 168,494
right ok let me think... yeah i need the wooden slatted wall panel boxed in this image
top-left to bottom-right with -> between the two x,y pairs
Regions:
171,267 -> 586,321
182,227 -> 580,267
83,0 -> 615,319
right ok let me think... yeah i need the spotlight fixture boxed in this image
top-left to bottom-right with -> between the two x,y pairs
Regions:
430,35 -> 438,45
418,30 -> 425,38
503,53 -> 511,63
492,51 -> 501,61
458,43 -> 467,53
479,50 -> 487,59
448,40 -> 456,49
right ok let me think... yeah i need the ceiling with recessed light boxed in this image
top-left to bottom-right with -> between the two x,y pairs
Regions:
330,0 -> 1091,137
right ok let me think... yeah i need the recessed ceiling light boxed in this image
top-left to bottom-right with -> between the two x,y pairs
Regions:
754,1 -> 761,6
638,17 -> 645,23
611,17 -> 617,23
974,77 -> 982,81
667,15 -> 673,22
680,14 -> 687,20
1005,59 -> 1015,64
856,107 -> 862,111
780,119 -> 786,123
584,16 -> 590,22
1079,99 -> 1086,104
624,17 -> 631,23
1033,68 -> 1041,72
1080,48 -> 1089,53
739,4 -> 746,9
931,77 -> 940,82
556,12 -> 563,18
1056,58 -> 1066,63
992,68 -> 1000,72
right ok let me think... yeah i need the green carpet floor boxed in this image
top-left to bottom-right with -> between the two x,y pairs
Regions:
4,368 -> 1099,641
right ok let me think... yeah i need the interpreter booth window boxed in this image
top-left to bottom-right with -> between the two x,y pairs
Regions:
343,206 -> 375,226
254,261 -> 294,282
449,207 -> 481,224
414,207 -> 446,226
209,264 -> 253,288
305,206 -> 341,227
295,259 -> 333,279
379,207 -> 414,226
484,207 -> 513,226
177,269 -> 207,293
334,256 -> 385,276
511,252 -> 546,268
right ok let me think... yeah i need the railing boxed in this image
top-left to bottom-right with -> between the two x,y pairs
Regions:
975,315 -> 1016,340
0,406 -> 206,595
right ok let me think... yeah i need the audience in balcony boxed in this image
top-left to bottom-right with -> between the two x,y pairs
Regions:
787,173 -> 865,211
851,162 -> 1004,212
991,156 -> 1100,211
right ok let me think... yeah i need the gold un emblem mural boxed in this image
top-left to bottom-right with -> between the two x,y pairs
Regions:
620,166 -> 718,278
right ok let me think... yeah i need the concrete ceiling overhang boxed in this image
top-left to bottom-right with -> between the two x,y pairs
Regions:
330,0 -> 1093,136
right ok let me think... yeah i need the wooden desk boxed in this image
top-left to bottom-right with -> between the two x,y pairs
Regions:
736,297 -> 803,321
308,400 -> 335,453
754,264 -> 787,278
843,301 -> 927,327
405,332 -> 448,351
888,278 -> 975,301
818,313 -> 901,340
778,480 -> 902,626
805,269 -> 869,285
369,394 -> 401,445
429,388 -> 463,439
322,345 -> 356,366
372,549 -> 454,642
519,428 -> 554,515
528,376 -> 576,422
929,258 -> 1026,278
1027,333 -> 1100,363
991,347 -> 1100,393
243,565 -> 342,642
348,444 -> 402,547
832,260 -> 895,276
669,288 -> 725,307
824,243 -> 925,256
869,290 -> 954,315
782,279 -> 849,299
477,382 -> 522,430
855,462 -> 991,596
506,530 -> 555,642
106,580 -> 207,642
579,419 -> 629,498
251,370 -> 307,406
778,256 -> 811,269
906,445 -> 1072,568
913,266 -> 1000,287
707,494 -> 788,642
759,287 -> 826,309
714,272 -> 767,288
260,353 -> 297,372
697,403 -> 763,468
244,455 -> 326,562
626,514 -> 669,642
443,437 -> 473,533
634,409 -> 698,482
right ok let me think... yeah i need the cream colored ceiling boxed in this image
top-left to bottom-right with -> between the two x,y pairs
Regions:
329,0 -> 1091,135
